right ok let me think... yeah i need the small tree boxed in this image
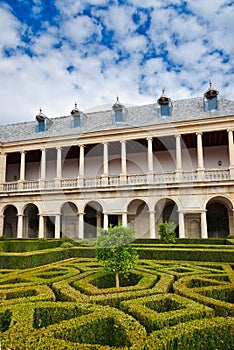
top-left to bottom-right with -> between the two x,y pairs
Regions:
159,221 -> 176,243
96,225 -> 138,288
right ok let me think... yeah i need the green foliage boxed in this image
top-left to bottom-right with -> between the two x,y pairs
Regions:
143,317 -> 234,350
96,226 -> 138,287
159,221 -> 176,243
60,242 -> 74,248
0,309 -> 12,332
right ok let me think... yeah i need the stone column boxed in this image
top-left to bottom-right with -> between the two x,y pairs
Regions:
38,215 -> 44,238
103,213 -> 108,229
56,147 -> 62,179
78,212 -> 84,239
96,212 -> 102,236
17,214 -> 24,239
40,148 -> 46,180
227,129 -> 234,178
201,211 -> 208,239
102,142 -> 109,186
120,140 -> 127,184
196,132 -> 204,179
175,134 -> 182,181
55,214 -> 61,239
147,137 -> 154,183
0,215 -> 4,236
78,145 -> 85,187
103,142 -> 108,175
122,212 -> 128,227
149,211 -> 156,238
178,212 -> 185,238
20,151 -> 26,181
0,152 -> 7,183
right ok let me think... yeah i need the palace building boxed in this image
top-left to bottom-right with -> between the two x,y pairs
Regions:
1,83 -> 234,240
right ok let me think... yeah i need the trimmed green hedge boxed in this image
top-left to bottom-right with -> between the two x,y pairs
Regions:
0,239 -> 64,253
142,317 -> 234,350
52,269 -> 174,307
120,293 -> 214,333
136,247 -> 234,262
174,275 -> 234,316
0,244 -> 233,270
134,238 -> 228,245
0,302 -> 146,349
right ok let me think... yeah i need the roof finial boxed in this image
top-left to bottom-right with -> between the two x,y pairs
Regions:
39,108 -> 42,113
75,102 -> 77,109
209,80 -> 212,88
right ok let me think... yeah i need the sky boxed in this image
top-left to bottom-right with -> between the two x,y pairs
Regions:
0,0 -> 234,125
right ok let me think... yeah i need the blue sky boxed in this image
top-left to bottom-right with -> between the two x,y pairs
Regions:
0,0 -> 234,124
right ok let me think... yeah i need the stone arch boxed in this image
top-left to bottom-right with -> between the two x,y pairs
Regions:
61,202 -> 78,239
206,196 -> 232,238
127,199 -> 150,238
23,204 -> 39,238
3,205 -> 18,238
155,198 -> 179,238
84,201 -> 103,238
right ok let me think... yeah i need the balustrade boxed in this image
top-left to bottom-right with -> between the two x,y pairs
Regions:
0,168 -> 231,193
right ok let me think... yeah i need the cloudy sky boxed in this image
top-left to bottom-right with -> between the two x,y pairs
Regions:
0,0 -> 234,125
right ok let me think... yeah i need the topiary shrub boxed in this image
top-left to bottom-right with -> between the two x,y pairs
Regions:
159,221 -> 176,244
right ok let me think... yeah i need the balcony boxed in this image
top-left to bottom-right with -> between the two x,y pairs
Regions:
0,168 -> 231,193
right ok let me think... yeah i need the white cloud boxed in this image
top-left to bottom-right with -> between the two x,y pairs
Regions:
61,15 -> 102,45
0,0 -> 233,125
0,5 -> 23,55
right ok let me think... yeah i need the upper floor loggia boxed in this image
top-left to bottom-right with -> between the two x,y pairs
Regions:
0,84 -> 234,192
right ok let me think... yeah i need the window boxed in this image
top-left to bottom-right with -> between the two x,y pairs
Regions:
157,89 -> 172,118
204,82 -> 219,112
71,115 -> 82,128
36,119 -> 46,133
112,97 -> 125,123
204,97 -> 219,112
159,104 -> 172,117
71,103 -> 82,128
113,109 -> 124,123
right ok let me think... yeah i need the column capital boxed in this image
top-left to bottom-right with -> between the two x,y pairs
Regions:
102,141 -> 109,145
227,129 -> 233,133
175,133 -> 181,138
40,147 -> 47,152
56,146 -> 63,151
20,150 -> 26,154
78,143 -> 85,148
120,139 -> 127,144
146,137 -> 153,141
196,131 -> 203,136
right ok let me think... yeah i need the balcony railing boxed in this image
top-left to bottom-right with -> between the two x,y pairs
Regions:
0,168 -> 231,193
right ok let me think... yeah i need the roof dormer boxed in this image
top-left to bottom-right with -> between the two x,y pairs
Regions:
112,96 -> 126,123
35,109 -> 52,133
157,89 -> 172,117
204,81 -> 219,112
70,102 -> 82,128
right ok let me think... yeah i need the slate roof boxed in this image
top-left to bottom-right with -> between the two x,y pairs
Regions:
0,97 -> 234,143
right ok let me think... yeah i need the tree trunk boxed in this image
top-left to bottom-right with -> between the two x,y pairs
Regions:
115,271 -> 120,288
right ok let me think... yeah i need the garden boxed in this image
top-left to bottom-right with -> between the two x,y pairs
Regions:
0,228 -> 233,349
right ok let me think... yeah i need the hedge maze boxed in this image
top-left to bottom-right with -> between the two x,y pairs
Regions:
0,258 -> 233,349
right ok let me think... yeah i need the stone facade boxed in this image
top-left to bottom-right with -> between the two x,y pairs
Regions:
1,91 -> 234,239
